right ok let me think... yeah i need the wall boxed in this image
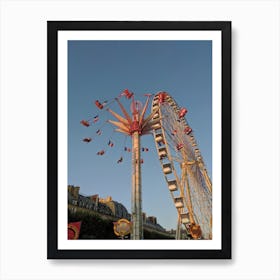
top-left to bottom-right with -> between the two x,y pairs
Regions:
0,0 -> 279,279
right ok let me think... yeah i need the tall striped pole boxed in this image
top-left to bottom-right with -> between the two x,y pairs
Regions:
131,131 -> 143,239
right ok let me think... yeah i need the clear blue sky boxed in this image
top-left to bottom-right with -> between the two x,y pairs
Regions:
68,40 -> 212,230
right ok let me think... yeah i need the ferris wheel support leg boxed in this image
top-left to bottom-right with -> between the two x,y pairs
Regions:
182,165 -> 195,225
203,168 -> 212,193
131,132 -> 143,240
175,214 -> 181,240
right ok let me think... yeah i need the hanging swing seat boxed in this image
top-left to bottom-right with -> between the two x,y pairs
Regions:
83,138 -> 92,143
80,120 -> 90,127
95,100 -> 104,110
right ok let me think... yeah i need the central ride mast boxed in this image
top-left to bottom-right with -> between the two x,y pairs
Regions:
107,91 -> 157,239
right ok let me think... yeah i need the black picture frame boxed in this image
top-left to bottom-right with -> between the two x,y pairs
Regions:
47,21 -> 231,259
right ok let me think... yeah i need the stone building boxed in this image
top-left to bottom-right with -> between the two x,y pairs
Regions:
68,185 -> 165,232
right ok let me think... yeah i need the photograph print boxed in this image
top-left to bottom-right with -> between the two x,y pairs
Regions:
48,21 -> 231,259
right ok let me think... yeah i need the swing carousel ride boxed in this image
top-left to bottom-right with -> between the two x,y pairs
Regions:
80,89 -> 212,240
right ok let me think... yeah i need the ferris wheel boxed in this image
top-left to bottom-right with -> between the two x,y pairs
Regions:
151,92 -> 212,240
